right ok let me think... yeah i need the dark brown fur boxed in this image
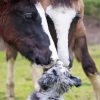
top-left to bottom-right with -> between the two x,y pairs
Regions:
46,0 -> 99,77
49,0 -> 76,7
46,1 -> 100,98
68,0 -> 98,76
0,0 -> 52,65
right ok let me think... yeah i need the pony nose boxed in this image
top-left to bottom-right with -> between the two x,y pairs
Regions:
35,56 -> 51,65
35,48 -> 52,65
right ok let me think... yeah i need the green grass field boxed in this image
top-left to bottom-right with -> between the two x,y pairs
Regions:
84,0 -> 100,19
0,0 -> 100,100
0,45 -> 100,100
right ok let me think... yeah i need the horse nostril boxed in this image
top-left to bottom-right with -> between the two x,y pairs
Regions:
52,69 -> 57,76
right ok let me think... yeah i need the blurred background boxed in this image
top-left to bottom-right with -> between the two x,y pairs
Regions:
84,0 -> 100,45
0,0 -> 100,100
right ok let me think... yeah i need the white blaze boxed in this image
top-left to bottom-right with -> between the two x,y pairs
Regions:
35,3 -> 59,62
46,6 -> 76,67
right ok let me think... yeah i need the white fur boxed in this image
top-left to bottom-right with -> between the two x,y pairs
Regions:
46,6 -> 76,67
27,93 -> 63,100
35,3 -> 59,62
39,61 -> 67,100
27,96 -> 31,100
27,60 -> 81,100
27,60 -> 70,100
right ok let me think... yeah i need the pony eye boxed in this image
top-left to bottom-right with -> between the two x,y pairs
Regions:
24,12 -> 32,19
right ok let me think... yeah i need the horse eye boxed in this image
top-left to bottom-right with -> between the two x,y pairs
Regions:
24,12 -> 32,19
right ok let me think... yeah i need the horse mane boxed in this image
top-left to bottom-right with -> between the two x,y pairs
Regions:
50,0 -> 78,7
0,0 -> 77,7
0,0 -> 39,5
0,0 -> 39,17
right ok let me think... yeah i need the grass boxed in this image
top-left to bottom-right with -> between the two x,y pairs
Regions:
0,45 -> 100,100
84,0 -> 100,20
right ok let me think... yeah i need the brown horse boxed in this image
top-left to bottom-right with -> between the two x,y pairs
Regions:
0,0 -> 100,100
0,0 -> 59,100
42,0 -> 100,100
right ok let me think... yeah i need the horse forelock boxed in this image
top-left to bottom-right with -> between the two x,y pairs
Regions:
10,0 -> 39,4
0,0 -> 40,17
0,0 -> 39,5
50,0 -> 77,7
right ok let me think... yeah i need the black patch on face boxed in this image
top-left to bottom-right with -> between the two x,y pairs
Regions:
6,1 -> 52,65
46,14 -> 57,48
